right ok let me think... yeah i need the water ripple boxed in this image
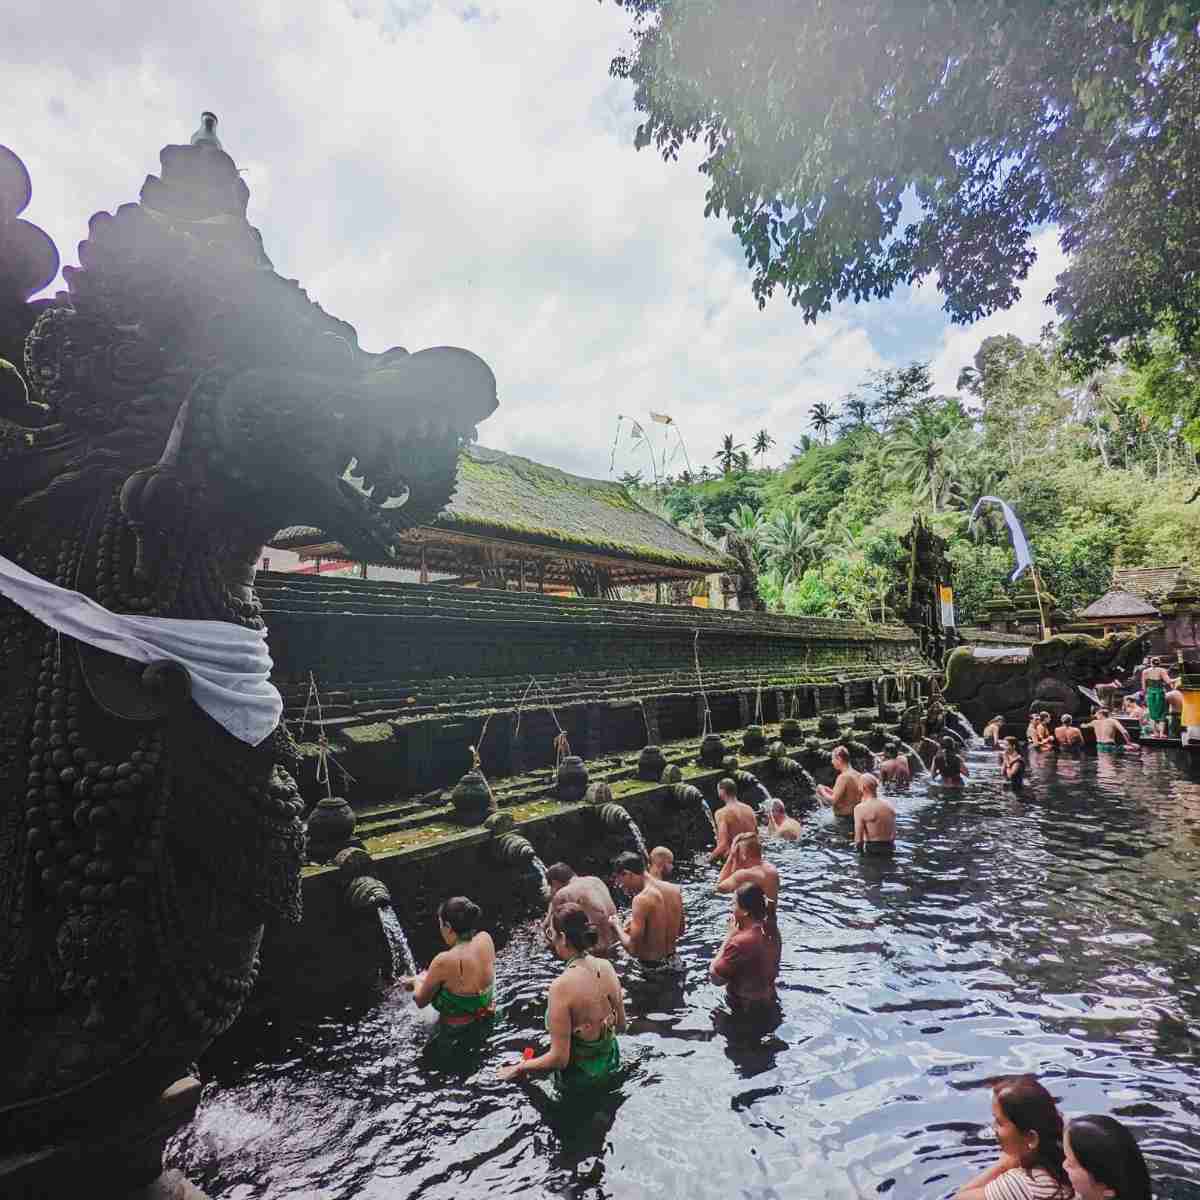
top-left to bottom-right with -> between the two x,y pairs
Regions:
172,751 -> 1200,1199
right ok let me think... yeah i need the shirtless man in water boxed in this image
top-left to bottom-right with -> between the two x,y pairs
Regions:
709,777 -> 758,862
876,742 -> 912,789
647,846 -> 674,880
853,773 -> 896,856
1054,713 -> 1084,749
716,831 -> 780,903
763,797 -> 802,841
1084,707 -> 1134,752
610,850 -> 685,967
817,746 -> 861,830
544,863 -> 618,954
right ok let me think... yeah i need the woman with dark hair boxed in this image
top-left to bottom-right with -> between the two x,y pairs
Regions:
932,737 -> 969,788
956,1075 -> 1071,1200
709,882 -> 781,1006
1001,737 -> 1026,786
497,902 -> 626,1088
1065,1115 -> 1152,1200
400,896 -> 496,1027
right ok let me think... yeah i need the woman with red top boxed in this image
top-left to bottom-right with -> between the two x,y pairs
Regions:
709,882 -> 780,1007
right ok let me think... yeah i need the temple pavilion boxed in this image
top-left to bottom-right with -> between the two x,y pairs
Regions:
268,444 -> 733,599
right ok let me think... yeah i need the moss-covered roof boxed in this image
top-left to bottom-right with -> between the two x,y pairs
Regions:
272,445 -> 734,581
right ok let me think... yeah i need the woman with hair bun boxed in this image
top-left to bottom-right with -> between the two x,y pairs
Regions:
956,1075 -> 1072,1200
1064,1115 -> 1152,1200
497,902 -> 626,1088
401,896 -> 496,1027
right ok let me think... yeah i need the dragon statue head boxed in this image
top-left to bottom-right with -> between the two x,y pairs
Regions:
0,126 -> 496,1156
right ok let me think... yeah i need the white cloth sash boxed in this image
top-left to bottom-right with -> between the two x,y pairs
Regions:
0,553 -> 281,746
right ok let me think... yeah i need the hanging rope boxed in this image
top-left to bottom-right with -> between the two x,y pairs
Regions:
693,629 -> 713,737
304,672 -> 355,797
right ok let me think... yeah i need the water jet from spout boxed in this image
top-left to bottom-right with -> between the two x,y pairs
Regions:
378,905 -> 418,978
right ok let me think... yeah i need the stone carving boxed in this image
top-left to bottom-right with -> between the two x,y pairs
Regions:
944,630 -> 1152,727
0,127 -> 496,1148
893,515 -> 952,660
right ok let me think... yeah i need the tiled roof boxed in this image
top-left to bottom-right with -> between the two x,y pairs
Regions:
1113,566 -> 1198,601
1078,588 -> 1160,619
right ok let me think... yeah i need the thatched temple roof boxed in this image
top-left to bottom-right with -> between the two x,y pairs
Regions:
1077,588 -> 1159,620
271,445 -> 734,586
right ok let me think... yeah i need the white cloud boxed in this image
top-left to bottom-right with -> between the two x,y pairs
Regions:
3,1 -> 1061,480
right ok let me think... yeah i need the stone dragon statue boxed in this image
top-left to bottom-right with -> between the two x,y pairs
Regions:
944,629 -> 1154,728
0,128 -> 496,1157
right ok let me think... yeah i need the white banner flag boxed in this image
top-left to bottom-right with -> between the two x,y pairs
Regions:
969,495 -> 1035,583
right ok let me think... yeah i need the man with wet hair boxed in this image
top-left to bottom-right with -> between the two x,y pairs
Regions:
708,777 -> 758,863
1054,713 -> 1084,749
763,797 -> 802,841
716,830 -> 780,902
543,862 -> 618,954
853,773 -> 896,856
877,742 -> 912,789
610,850 -> 684,967
817,746 -> 862,831
1084,707 -> 1134,753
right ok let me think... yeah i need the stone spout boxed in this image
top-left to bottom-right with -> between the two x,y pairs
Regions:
492,831 -> 538,866
334,847 -> 391,910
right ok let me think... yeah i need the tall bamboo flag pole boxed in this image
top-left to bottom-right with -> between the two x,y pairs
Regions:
1030,565 -> 1051,642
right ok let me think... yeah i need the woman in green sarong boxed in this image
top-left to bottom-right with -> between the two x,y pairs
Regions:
401,896 -> 496,1028
1142,657 -> 1174,737
497,903 -> 625,1089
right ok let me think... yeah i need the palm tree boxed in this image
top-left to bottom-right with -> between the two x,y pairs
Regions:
752,429 -> 775,467
723,502 -> 764,542
713,433 -> 746,475
841,396 -> 870,430
764,507 -> 824,583
698,464 -> 713,481
809,402 -> 838,445
890,409 -> 968,512
735,449 -> 752,473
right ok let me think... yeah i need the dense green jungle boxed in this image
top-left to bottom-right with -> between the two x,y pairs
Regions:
628,329 -> 1200,624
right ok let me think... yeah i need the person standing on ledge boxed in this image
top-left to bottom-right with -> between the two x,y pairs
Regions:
817,746 -> 862,832
543,863 -> 618,955
716,831 -> 780,902
610,851 -> 685,969
401,896 -> 496,1028
709,777 -> 758,862
877,743 -> 912,789
1141,657 -> 1174,736
853,773 -> 896,856
1053,714 -> 1084,749
955,1074 -> 1072,1200
763,797 -> 803,841
497,903 -> 625,1089
709,882 -> 781,1008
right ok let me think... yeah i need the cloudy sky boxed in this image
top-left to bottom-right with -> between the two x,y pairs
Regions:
6,0 -> 1066,480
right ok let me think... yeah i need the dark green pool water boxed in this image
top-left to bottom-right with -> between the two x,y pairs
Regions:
170,746 -> 1200,1198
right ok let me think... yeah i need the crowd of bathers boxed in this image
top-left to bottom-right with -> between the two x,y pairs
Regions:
397,760 -> 1157,1197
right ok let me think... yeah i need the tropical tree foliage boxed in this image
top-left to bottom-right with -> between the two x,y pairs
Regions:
638,326 -> 1200,622
610,1 -> 1200,369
